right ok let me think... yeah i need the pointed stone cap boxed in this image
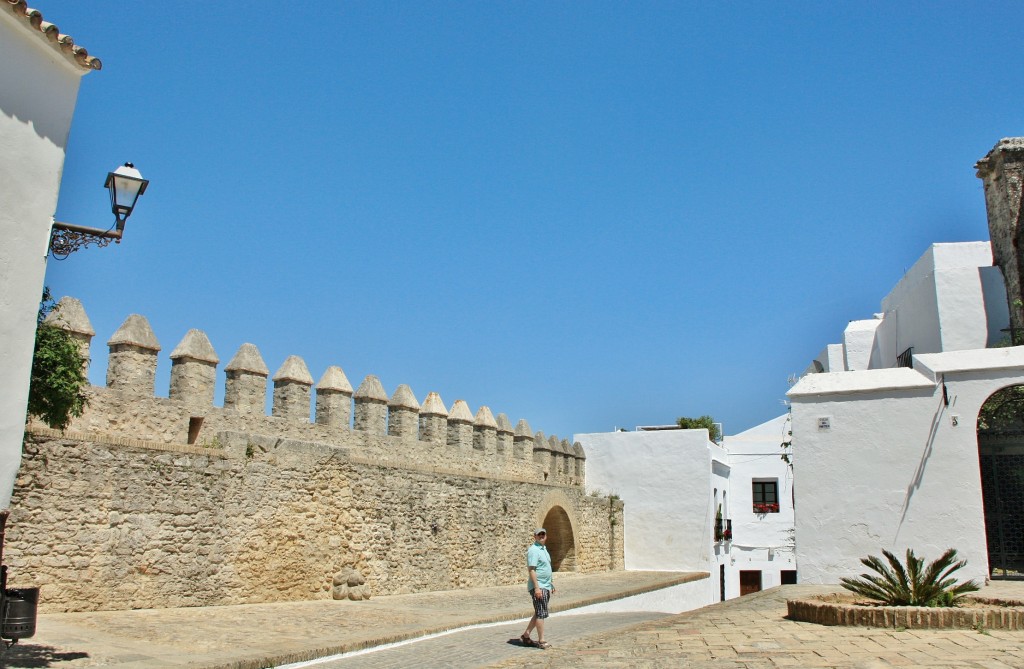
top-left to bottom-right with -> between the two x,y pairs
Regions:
317,366 -> 353,393
107,314 -> 160,351
573,441 -> 586,459
548,435 -> 562,453
354,374 -> 388,402
225,343 -> 269,376
273,355 -> 313,385
496,413 -> 514,433
170,329 -> 219,364
449,399 -> 474,423
534,431 -> 549,451
389,384 -> 421,410
561,438 -> 573,455
44,297 -> 94,336
474,406 -> 497,429
514,419 -> 533,438
420,391 -> 448,417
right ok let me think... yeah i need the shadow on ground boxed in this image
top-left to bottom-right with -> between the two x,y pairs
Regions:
0,644 -> 89,668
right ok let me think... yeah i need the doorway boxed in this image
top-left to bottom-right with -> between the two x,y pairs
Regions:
739,570 -> 762,596
541,506 -> 576,571
978,384 -> 1024,578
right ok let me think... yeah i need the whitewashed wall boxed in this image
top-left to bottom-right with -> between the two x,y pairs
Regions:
810,243 -> 1009,377
789,348 -> 1024,585
981,266 -> 1011,347
575,430 -> 715,573
0,10 -> 88,508
881,243 -> 1003,360
843,319 -> 882,371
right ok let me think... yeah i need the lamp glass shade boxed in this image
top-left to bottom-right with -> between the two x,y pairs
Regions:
105,163 -> 149,218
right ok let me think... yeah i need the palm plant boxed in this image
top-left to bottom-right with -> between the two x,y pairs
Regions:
840,548 -> 980,607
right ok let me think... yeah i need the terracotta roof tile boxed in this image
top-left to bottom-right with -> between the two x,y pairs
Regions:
5,1 -> 101,71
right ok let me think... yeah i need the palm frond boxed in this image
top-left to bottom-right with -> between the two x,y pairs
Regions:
841,547 -> 978,606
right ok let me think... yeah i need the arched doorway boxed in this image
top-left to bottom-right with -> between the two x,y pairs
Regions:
542,506 -> 576,572
977,384 -> 1024,578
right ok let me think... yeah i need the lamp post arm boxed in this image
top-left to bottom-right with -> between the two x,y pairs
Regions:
49,220 -> 124,258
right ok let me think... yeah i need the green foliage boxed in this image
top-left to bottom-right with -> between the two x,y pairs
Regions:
27,289 -> 88,431
840,548 -> 980,607
780,429 -> 793,464
978,385 -> 1024,432
676,415 -> 721,442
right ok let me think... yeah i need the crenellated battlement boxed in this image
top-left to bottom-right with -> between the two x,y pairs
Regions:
44,297 -> 586,487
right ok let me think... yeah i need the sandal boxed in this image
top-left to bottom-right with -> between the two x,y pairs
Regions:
536,641 -> 550,649
519,633 -> 535,647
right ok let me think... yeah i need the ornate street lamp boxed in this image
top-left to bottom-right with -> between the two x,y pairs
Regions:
49,162 -> 150,258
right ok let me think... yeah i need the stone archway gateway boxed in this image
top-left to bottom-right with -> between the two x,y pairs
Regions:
977,384 -> 1024,578
542,505 -> 576,571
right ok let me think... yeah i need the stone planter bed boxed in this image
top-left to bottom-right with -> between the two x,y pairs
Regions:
787,593 -> 1024,629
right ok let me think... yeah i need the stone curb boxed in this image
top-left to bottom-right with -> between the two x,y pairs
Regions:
787,594 -> 1024,629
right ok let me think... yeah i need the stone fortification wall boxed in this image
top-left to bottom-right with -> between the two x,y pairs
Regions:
15,298 -> 620,613
42,298 -> 587,486
11,429 -> 620,613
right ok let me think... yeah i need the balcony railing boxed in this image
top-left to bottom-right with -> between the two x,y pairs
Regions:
896,347 -> 913,369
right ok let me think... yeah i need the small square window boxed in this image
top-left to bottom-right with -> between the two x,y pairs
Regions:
752,481 -> 779,513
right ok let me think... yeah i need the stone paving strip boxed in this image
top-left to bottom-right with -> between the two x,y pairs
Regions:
0,571 -> 700,669
485,582 -> 1024,669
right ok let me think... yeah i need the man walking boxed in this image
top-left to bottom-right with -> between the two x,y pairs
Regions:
520,527 -> 554,649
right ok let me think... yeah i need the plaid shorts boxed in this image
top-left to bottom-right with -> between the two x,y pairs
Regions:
530,588 -> 550,619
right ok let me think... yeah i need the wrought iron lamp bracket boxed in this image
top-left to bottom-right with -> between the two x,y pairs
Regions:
49,221 -> 123,258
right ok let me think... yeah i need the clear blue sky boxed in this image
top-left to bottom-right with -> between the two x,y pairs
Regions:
42,2 -> 1024,439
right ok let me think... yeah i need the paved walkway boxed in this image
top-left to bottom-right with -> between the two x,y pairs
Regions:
3,575 -> 1023,668
488,581 -> 1024,669
0,571 -> 699,669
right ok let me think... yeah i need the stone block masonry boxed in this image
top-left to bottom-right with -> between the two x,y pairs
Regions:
14,298 -> 614,612
11,429 -> 618,613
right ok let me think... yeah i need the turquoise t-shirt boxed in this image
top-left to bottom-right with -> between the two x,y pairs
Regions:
526,542 -> 553,590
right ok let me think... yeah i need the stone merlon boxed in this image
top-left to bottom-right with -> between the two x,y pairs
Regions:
448,400 -> 474,423
354,375 -> 388,403
420,391 -> 448,416
316,366 -> 353,393
225,343 -> 269,376
514,419 -> 533,438
273,355 -> 313,385
107,314 -> 160,351
388,384 -> 420,411
474,406 -> 497,429
495,413 -> 514,433
44,296 -> 94,337
169,329 -> 219,364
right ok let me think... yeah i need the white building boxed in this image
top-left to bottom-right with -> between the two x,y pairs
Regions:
575,417 -> 795,606
789,240 -> 1024,585
720,415 -> 797,596
0,5 -> 100,508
